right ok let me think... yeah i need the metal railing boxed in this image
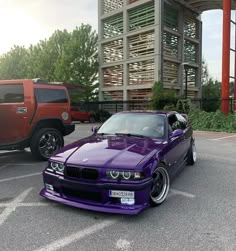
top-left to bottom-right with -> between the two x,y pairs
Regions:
74,98 -> 236,114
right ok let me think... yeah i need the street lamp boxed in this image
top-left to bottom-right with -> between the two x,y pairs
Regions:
182,63 -> 190,99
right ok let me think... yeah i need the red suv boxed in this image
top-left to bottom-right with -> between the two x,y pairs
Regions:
0,79 -> 75,160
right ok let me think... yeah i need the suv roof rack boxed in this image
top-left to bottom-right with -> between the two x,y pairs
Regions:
33,79 -> 64,85
33,78 -> 49,84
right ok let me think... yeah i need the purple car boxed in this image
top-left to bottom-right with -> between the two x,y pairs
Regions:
40,111 -> 197,214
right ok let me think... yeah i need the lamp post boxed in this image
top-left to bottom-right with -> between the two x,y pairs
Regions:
182,63 -> 189,99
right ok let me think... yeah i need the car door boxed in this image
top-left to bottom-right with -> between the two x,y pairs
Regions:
163,114 -> 187,178
175,113 -> 191,156
0,82 -> 34,144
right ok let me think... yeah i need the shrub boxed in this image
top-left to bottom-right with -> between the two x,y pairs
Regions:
94,110 -> 111,122
188,106 -> 236,133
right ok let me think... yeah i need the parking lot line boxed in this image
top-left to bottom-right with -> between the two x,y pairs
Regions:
170,189 -> 196,198
210,135 -> 236,141
116,239 -> 131,251
0,202 -> 50,207
0,172 -> 41,183
34,219 -> 118,251
0,188 -> 32,226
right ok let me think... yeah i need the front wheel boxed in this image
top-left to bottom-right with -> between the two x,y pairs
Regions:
187,139 -> 197,165
150,165 -> 170,207
30,128 -> 64,161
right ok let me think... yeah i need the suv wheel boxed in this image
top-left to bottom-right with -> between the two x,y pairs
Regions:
30,128 -> 64,160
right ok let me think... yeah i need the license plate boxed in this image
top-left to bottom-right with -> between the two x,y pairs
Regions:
109,190 -> 134,199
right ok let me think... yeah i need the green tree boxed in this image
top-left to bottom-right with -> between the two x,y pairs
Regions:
0,24 -> 98,102
202,78 -> 221,112
150,81 -> 176,110
55,24 -> 98,101
0,46 -> 30,79
202,58 -> 209,85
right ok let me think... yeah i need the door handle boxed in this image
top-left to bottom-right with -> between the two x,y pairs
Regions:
16,107 -> 27,114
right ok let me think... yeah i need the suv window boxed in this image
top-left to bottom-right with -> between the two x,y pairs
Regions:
0,84 -> 24,103
34,88 -> 68,103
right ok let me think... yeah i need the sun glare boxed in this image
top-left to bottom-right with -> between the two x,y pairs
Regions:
0,7 -> 48,54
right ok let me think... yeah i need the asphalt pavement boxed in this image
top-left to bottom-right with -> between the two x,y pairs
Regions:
0,124 -> 236,251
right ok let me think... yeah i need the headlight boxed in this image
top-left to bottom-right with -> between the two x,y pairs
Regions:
110,170 -> 120,179
106,170 -> 144,180
123,171 -> 131,180
47,162 -> 65,173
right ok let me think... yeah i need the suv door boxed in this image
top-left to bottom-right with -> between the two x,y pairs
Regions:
0,82 -> 33,144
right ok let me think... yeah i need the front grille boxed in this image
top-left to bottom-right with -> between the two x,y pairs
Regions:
81,168 -> 99,180
65,166 -> 99,180
63,187 -> 102,202
66,166 -> 81,178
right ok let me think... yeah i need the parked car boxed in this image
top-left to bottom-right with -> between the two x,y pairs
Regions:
40,111 -> 196,214
70,106 -> 95,123
0,79 -> 75,160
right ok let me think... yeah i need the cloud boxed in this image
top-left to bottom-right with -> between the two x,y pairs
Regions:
0,0 -> 98,54
202,10 -> 236,80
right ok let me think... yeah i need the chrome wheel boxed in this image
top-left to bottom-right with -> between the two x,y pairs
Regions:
192,141 -> 197,163
30,128 -> 64,160
39,132 -> 61,158
150,167 -> 170,206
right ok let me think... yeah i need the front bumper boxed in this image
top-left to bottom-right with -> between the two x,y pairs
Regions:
40,171 -> 152,215
63,123 -> 75,136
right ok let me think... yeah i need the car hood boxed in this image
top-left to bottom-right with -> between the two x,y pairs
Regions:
51,135 -> 165,169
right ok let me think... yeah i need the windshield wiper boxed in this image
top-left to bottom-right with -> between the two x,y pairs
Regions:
115,133 -> 149,138
96,132 -> 113,136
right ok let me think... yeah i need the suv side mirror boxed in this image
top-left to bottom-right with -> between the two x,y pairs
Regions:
170,129 -> 184,139
91,126 -> 99,134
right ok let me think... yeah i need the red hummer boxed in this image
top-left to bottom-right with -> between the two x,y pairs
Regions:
0,79 -> 75,160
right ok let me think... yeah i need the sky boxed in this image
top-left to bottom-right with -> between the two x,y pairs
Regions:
0,0 -> 235,81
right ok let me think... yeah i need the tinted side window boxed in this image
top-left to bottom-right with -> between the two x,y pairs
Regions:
168,114 -> 181,131
176,114 -> 187,129
34,88 -> 68,103
0,84 -> 24,103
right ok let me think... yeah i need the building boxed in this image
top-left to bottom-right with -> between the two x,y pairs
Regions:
98,0 -> 203,107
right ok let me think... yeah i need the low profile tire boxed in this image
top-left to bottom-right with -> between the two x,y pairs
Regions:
89,116 -> 95,123
30,128 -> 64,161
150,165 -> 170,207
187,139 -> 197,166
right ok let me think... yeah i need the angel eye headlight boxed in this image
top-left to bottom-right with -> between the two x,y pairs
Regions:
49,162 -> 65,173
57,163 -> 65,172
110,170 -> 120,179
106,170 -> 144,180
50,162 -> 59,171
122,171 -> 131,180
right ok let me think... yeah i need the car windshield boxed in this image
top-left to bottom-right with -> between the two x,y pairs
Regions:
97,113 -> 166,139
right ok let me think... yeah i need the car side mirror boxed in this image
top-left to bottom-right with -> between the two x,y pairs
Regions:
91,126 -> 99,134
170,129 -> 184,139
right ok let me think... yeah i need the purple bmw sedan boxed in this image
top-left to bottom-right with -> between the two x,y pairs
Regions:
40,111 -> 197,214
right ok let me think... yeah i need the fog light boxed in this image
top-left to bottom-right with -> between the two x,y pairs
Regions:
45,183 -> 54,191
